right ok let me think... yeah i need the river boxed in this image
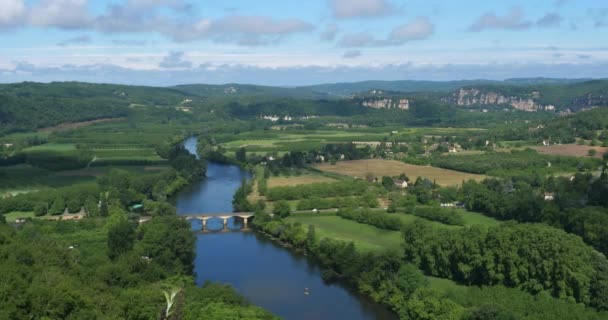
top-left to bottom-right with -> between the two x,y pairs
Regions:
174,137 -> 396,320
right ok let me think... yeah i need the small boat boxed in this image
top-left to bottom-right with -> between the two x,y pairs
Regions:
304,287 -> 310,295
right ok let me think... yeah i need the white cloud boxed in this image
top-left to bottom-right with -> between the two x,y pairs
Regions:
0,0 -> 26,29
28,0 -> 92,29
339,17 -> 434,47
389,17 -> 434,43
1,0 -> 312,46
329,0 -> 394,19
469,7 -> 532,32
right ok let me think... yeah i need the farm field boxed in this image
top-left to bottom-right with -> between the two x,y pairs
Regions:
267,174 -> 337,188
220,130 -> 388,152
0,164 -> 169,196
2,211 -> 35,222
533,144 -> 608,159
22,143 -> 77,152
0,164 -> 96,195
286,215 -> 402,252
315,159 -> 486,186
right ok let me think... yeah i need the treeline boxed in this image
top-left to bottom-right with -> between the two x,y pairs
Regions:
222,98 -> 368,118
536,107 -> 608,143
462,171 -> 608,256
413,206 -> 464,226
0,169 -> 188,217
0,183 -> 100,215
432,149 -> 599,176
337,208 -> 403,231
265,180 -> 371,201
297,194 -> 379,210
403,220 -> 608,310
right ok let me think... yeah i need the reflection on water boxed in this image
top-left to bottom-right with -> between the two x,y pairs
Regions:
175,137 -> 397,320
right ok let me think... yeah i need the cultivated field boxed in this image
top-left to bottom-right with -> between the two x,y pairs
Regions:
533,144 -> 608,159
286,215 -> 402,252
315,159 -> 486,186
267,174 -> 337,188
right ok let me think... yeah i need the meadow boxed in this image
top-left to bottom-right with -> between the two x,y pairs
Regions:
533,144 -> 608,159
267,173 -> 337,188
315,159 -> 486,186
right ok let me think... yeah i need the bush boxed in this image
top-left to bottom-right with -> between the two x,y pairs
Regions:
337,208 -> 402,231
33,203 -> 47,217
49,197 -> 65,215
413,206 -> 465,226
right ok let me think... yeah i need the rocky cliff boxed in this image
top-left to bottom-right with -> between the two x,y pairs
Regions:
360,97 -> 410,110
447,88 -> 555,112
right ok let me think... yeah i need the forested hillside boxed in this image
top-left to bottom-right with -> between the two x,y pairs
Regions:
0,82 -> 191,134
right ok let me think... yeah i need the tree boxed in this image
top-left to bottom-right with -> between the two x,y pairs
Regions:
66,198 -> 81,213
235,147 -> 247,163
99,195 -> 109,217
49,197 -> 65,215
34,202 -> 47,217
588,149 -> 597,157
138,216 -> 195,274
84,195 -> 98,217
381,176 -> 394,189
404,288 -> 465,320
107,220 -> 135,260
273,200 -> 291,218
306,225 -> 316,247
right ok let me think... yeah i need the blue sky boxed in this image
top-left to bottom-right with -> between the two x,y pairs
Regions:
0,0 -> 606,86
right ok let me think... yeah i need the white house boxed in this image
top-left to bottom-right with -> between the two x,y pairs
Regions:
393,179 -> 408,189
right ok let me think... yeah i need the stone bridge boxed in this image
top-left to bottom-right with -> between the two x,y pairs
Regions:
139,213 -> 254,232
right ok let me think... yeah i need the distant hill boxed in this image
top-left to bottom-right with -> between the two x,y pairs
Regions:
0,82 -> 192,134
171,83 -> 328,99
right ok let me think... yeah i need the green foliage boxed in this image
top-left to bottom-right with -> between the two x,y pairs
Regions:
404,288 -> 465,320
272,200 -> 291,218
432,149 -> 599,177
402,220 -> 608,309
266,180 -> 371,201
337,208 -> 403,231
137,216 -> 196,275
49,196 -> 65,215
0,218 -> 275,319
107,220 -> 135,260
413,206 -> 465,226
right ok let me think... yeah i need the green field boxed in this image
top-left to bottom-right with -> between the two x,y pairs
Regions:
286,215 -> 402,252
0,164 -> 169,195
220,130 -> 387,153
23,143 -> 77,152
2,211 -> 35,222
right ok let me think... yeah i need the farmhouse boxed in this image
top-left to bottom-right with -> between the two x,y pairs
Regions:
394,179 -> 408,188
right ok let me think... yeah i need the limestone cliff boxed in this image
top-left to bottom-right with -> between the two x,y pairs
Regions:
447,88 -> 554,112
360,98 -> 410,110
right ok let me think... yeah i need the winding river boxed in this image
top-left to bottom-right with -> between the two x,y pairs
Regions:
174,137 -> 396,320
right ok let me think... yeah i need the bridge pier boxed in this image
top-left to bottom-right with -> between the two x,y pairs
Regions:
222,217 -> 229,232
